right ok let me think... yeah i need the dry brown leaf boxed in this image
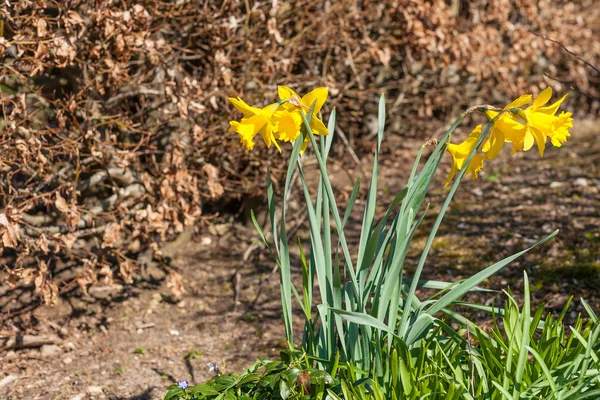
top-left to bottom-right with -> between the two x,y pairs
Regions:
0,212 -> 20,249
37,233 -> 49,254
102,222 -> 121,248
98,264 -> 114,286
36,19 -> 47,37
76,260 -> 97,296
119,260 -> 135,284
166,270 -> 185,299
202,164 -> 224,200
61,233 -> 77,250
55,192 -> 80,229
38,278 -> 59,306
52,37 -> 77,67
66,10 -> 85,26
22,268 -> 37,285
6,269 -> 20,288
31,260 -> 59,306
55,192 -> 69,213
192,125 -> 205,143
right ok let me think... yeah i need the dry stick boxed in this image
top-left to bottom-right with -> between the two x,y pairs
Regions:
533,33 -> 600,102
106,87 -> 163,106
2,334 -> 60,350
543,74 -> 600,102
335,126 -> 366,178
345,43 -> 364,90
533,33 -> 600,75
0,302 -> 41,324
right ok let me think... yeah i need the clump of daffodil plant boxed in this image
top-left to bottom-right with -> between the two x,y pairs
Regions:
175,85 -> 599,400
165,88 -> 600,400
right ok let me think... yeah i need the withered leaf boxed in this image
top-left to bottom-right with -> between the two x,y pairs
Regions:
166,270 -> 185,299
55,192 -> 70,213
0,212 -> 20,249
37,19 -> 47,37
119,260 -> 135,284
202,164 -> 224,200
101,222 -> 121,248
76,260 -> 97,296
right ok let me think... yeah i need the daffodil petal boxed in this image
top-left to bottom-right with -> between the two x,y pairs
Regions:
237,114 -> 266,143
491,115 -> 526,155
483,127 -> 504,160
504,94 -> 532,110
261,102 -> 281,117
548,111 -> 573,147
532,87 -> 552,109
278,86 -> 300,101
538,94 -> 568,116
529,127 -> 547,157
485,110 -> 500,120
229,97 -> 260,117
445,161 -> 458,187
445,124 -> 483,184
272,135 -> 282,152
299,134 -> 310,155
523,130 -> 535,152
260,124 -> 274,149
302,87 -> 328,115
309,117 -> 329,136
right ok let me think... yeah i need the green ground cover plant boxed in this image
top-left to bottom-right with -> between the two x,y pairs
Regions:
165,87 -> 600,399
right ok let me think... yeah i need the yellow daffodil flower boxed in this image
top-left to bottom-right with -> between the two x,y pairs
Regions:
482,88 -> 572,158
445,125 -> 486,186
278,86 -> 329,152
482,94 -> 531,159
228,97 -> 281,151
518,87 -> 573,157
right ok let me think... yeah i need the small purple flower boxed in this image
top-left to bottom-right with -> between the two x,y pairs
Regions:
208,363 -> 219,373
178,380 -> 189,390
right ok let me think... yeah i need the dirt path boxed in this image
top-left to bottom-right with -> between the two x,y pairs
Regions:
1,120 -> 599,399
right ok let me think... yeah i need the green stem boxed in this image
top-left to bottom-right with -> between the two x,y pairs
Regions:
398,113 -> 493,340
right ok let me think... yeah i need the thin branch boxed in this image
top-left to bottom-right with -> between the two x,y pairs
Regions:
335,126 -> 366,178
106,87 -> 163,106
543,74 -> 600,102
533,33 -> 600,75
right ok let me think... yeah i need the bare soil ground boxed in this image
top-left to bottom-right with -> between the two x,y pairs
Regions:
1,120 -> 599,400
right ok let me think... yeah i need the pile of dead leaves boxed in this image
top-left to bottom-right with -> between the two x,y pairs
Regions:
0,0 -> 598,308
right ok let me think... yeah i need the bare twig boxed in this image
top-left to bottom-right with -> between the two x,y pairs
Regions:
335,126 -> 366,178
533,33 -> 600,75
534,33 -> 600,102
543,74 -> 600,102
106,87 -> 163,105
2,334 -> 60,350
77,167 -> 136,192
